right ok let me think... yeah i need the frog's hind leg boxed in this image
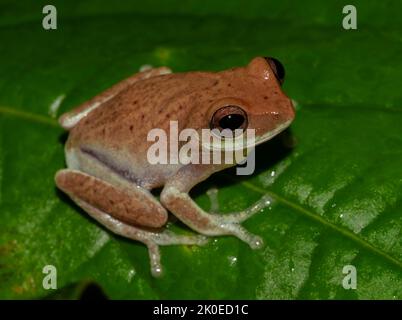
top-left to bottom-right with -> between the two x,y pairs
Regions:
55,169 -> 207,277
59,66 -> 172,130
73,198 -> 207,277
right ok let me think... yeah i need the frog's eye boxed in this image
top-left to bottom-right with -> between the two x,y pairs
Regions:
264,57 -> 285,85
210,105 -> 248,137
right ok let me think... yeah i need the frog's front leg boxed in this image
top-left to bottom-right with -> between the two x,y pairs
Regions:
55,169 -> 207,277
206,187 -> 272,223
160,165 -> 266,249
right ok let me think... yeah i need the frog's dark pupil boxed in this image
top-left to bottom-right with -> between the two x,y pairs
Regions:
264,57 -> 285,84
219,114 -> 245,131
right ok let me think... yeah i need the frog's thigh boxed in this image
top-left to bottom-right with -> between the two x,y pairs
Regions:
59,66 -> 172,129
55,169 -> 168,228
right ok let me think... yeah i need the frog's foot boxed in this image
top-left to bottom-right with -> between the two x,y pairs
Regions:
220,195 -> 272,223
213,220 -> 263,249
162,187 -> 271,249
151,229 -> 209,246
207,187 -> 272,223
75,198 -> 208,277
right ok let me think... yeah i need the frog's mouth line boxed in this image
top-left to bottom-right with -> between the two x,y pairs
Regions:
202,119 -> 293,152
253,119 -> 293,146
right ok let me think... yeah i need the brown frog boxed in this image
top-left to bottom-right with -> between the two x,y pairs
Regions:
55,57 -> 295,276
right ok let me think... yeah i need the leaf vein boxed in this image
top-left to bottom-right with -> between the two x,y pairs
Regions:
0,106 -> 59,127
228,175 -> 402,270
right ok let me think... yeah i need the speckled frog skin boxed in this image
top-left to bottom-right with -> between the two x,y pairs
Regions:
55,57 -> 295,276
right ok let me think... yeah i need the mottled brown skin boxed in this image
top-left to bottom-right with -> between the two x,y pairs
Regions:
63,57 -> 294,189
55,57 -> 295,277
56,170 -> 167,228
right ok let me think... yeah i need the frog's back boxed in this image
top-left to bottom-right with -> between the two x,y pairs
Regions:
63,72 -> 217,189
67,73 -> 214,151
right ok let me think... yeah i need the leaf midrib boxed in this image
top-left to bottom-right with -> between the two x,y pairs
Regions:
0,106 -> 58,127
229,176 -> 402,270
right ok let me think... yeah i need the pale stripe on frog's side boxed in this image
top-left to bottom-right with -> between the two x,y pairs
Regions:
59,66 -> 172,130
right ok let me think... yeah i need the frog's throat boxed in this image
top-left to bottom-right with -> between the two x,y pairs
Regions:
202,119 -> 292,152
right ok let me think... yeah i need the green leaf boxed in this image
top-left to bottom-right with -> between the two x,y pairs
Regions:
0,0 -> 401,299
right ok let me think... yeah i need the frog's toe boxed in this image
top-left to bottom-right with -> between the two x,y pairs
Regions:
146,242 -> 164,277
219,222 -> 264,249
220,194 -> 273,223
